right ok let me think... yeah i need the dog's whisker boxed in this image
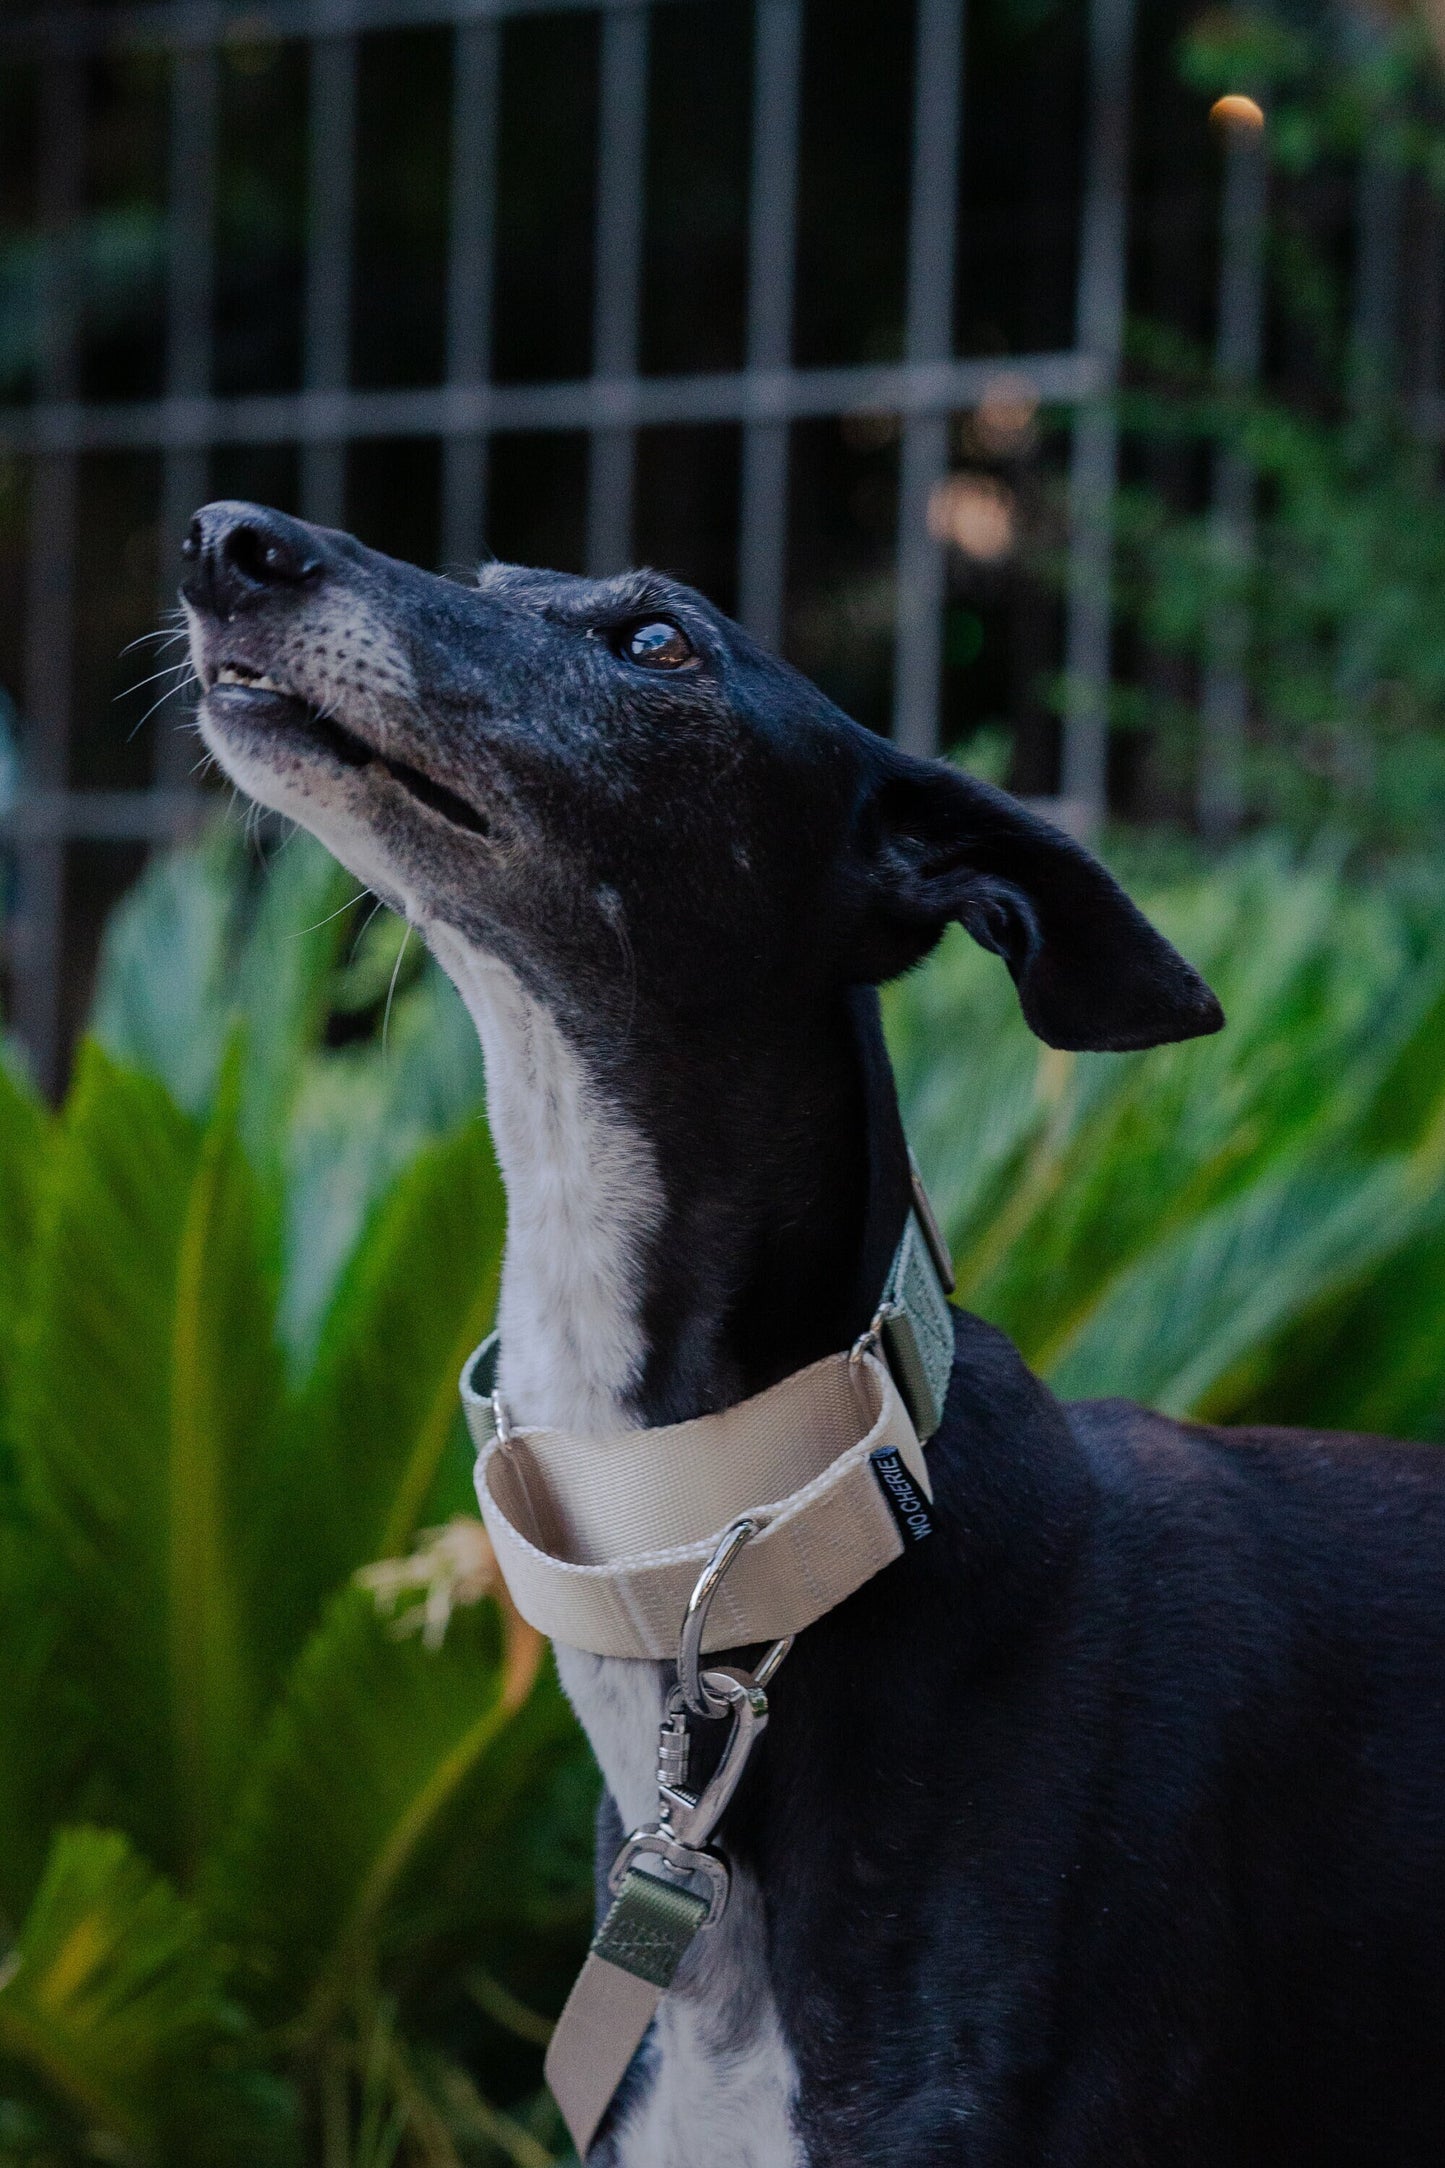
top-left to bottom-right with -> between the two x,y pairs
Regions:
126,675 -> 197,743
347,892 -> 387,963
291,886 -> 369,941
381,920 -> 413,1056
119,625 -> 191,658
117,659 -> 195,702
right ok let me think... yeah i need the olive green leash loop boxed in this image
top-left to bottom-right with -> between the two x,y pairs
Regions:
594,1870 -> 712,1986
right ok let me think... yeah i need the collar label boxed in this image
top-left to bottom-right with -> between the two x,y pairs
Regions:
870,1444 -> 933,1545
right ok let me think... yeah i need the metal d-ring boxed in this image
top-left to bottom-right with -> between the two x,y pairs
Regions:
676,1518 -> 794,1718
678,1518 -> 757,1717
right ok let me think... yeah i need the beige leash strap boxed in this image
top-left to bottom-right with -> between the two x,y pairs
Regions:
547,1657 -> 777,2157
462,1346 -> 931,1660
544,1869 -> 710,2157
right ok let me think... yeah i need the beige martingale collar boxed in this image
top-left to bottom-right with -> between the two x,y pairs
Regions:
458,1167 -> 957,2158
464,1342 -> 930,1659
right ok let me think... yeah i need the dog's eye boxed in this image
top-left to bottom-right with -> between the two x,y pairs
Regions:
622,620 -> 694,670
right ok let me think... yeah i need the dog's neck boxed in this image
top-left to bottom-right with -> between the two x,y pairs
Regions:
429,921 -> 912,1835
430,924 -> 911,1442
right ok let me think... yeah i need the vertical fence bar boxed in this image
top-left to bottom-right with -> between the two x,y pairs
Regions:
1060,0 -> 1135,824
1351,133 -> 1404,409
1330,127 -> 1404,739
1198,107 -> 1266,840
12,49 -> 85,1093
1409,179 -> 1444,440
155,37 -> 219,790
302,10 -> 358,525
586,4 -> 649,576
443,17 -> 500,569
892,0 -> 965,759
737,0 -> 802,650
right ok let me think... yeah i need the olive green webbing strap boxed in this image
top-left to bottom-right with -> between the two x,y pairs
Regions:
545,1870 -> 711,2159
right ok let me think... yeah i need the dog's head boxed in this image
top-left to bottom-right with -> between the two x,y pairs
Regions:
183,500 -> 1222,1055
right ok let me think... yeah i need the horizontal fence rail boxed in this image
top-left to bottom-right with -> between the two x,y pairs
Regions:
0,355 -> 1105,456
0,0 -> 701,56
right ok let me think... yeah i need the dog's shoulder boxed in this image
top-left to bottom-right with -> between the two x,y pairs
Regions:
923,1306 -> 1445,1666
1065,1389 -> 1445,1559
1056,1389 -> 1445,1735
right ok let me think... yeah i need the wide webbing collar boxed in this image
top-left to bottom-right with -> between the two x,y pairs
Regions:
459,1188 -> 956,1662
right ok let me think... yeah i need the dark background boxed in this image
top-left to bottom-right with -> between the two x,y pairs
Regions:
0,0 -> 1437,1078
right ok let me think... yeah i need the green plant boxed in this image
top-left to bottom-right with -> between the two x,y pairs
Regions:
88,824 -> 486,1357
888,838 -> 1445,1439
0,879 -> 596,2162
1107,349 -> 1445,844
1081,6 -> 1445,844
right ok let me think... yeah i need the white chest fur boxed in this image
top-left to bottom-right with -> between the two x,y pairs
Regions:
428,926 -> 804,2168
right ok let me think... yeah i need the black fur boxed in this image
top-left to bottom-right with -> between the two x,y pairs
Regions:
754,1338 -> 1445,2166
184,504 -> 1445,2165
726,1002 -> 1445,2165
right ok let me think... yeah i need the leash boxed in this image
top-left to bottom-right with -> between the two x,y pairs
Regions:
458,1164 -> 955,2158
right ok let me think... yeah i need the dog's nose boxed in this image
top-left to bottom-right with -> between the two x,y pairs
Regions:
181,501 -> 323,617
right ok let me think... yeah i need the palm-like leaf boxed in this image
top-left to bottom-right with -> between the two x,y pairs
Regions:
0,1062 -> 47,1475
206,1589 -> 528,2035
11,1046 -> 285,1875
90,827 -> 354,1169
892,847 -> 1445,1435
89,833 -> 240,1125
376,1654 -> 598,2027
286,1123 -> 505,1609
87,825 -> 487,1364
279,973 -> 487,1359
1045,1156 -> 1445,1414
0,1827 -> 229,2155
231,832 -> 358,1167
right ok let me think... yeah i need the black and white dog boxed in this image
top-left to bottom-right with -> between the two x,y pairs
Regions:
184,502 -> 1445,2168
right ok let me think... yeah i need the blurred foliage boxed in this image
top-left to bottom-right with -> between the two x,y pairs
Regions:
0,211 -> 167,401
1110,355 -> 1445,843
0,829 -> 596,2166
7,815 -> 1445,2156
1182,2 -> 1445,175
1084,5 -> 1445,843
888,837 -> 1445,1439
89,825 -> 485,1357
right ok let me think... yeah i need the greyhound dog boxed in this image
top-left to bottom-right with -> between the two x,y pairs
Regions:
183,501 -> 1445,2168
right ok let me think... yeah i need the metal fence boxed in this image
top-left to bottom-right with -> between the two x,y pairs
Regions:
0,0 -> 1142,1092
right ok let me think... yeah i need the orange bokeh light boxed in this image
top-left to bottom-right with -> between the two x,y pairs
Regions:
1210,93 -> 1265,133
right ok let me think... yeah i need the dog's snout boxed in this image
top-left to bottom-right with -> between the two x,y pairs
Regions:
181,501 -> 323,618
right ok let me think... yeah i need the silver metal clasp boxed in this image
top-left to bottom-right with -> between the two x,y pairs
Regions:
677,1516 -> 792,1717
658,1665 -> 768,1849
605,1826 -> 731,1925
606,1663 -> 771,1929
605,1525 -> 794,1931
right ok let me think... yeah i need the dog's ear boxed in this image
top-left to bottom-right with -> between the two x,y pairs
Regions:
848,753 -> 1223,1052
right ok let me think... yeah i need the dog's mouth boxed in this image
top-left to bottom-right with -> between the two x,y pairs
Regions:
205,663 -> 491,840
